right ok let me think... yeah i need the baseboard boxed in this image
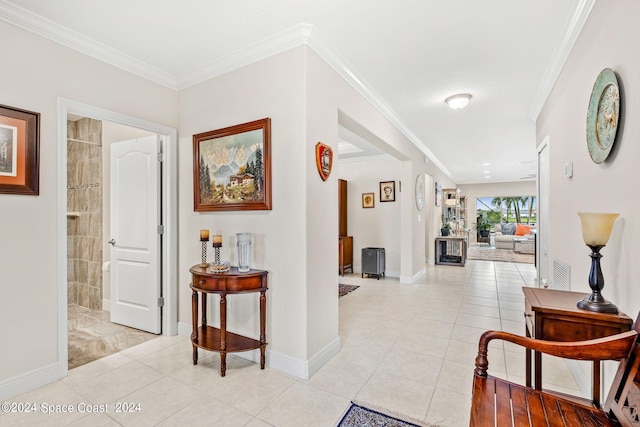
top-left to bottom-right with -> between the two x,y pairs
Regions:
178,321 -> 191,337
177,322 -> 340,379
102,299 -> 110,311
399,267 -> 425,284
0,363 -> 59,401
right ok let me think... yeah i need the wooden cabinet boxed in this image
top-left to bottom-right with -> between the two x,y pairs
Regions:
190,265 -> 268,377
522,287 -> 632,405
339,236 -> 353,275
338,179 -> 353,275
339,179 -> 348,237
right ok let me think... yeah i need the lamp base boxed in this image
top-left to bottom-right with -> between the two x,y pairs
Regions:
577,296 -> 618,314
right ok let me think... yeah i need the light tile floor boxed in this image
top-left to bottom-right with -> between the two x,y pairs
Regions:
2,260 -> 583,426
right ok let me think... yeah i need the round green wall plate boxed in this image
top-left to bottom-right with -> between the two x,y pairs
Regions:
586,68 -> 620,164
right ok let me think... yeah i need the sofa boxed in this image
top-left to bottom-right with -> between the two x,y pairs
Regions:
494,223 -> 535,250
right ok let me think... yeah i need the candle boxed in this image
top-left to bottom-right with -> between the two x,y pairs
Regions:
200,229 -> 209,241
212,234 -> 223,245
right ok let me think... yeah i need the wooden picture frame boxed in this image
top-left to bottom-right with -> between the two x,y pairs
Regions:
379,181 -> 395,202
0,104 -> 40,195
193,118 -> 272,211
362,192 -> 375,208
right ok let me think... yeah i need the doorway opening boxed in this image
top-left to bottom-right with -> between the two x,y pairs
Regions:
57,99 -> 178,376
66,115 -> 159,368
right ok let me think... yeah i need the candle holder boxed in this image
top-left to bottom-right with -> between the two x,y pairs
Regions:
211,235 -> 229,273
199,240 -> 210,268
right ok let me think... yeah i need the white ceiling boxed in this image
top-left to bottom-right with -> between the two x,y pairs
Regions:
0,0 -> 593,183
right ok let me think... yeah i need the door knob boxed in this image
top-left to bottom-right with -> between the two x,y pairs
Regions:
109,239 -> 116,246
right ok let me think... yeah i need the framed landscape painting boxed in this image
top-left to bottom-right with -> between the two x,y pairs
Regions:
193,118 -> 272,211
0,104 -> 40,195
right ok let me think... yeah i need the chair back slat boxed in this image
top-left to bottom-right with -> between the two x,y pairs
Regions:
604,315 -> 640,426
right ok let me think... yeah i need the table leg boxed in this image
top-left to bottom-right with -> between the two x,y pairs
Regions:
593,360 -> 601,407
534,351 -> 542,390
220,293 -> 227,376
201,292 -> 207,328
525,326 -> 531,388
191,288 -> 198,365
260,290 -> 266,369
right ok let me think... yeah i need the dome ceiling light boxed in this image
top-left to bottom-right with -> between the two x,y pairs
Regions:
445,93 -> 472,109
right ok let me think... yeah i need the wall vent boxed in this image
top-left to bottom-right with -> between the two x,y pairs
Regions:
552,258 -> 571,290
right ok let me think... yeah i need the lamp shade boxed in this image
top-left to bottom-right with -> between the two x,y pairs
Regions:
578,212 -> 619,246
445,199 -> 457,207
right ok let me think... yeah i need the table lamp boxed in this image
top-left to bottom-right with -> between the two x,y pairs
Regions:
576,212 -> 619,313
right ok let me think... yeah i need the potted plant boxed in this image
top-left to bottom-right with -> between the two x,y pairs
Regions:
441,222 -> 451,236
475,218 -> 491,238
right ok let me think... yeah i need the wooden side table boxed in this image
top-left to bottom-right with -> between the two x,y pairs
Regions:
523,287 -> 632,406
190,265 -> 268,376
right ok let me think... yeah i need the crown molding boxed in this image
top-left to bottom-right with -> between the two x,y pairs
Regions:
177,23 -> 314,89
304,26 -> 453,180
528,0 -> 596,120
0,0 -> 178,89
0,2 -> 452,180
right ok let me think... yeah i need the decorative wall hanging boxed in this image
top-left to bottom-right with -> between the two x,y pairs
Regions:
315,142 -> 333,181
379,181 -> 395,202
362,192 -> 375,208
0,104 -> 40,195
193,118 -> 271,211
586,68 -> 620,164
415,175 -> 424,211
435,181 -> 441,206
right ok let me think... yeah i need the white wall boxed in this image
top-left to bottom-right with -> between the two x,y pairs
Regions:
178,48 -> 309,366
338,157 -> 402,276
536,1 -> 640,393
537,0 -> 639,316
0,21 -> 177,395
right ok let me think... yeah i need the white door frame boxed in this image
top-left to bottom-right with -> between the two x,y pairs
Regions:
536,136 -> 551,287
56,98 -> 178,378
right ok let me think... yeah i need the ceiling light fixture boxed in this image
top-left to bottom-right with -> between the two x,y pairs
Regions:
445,93 -> 472,109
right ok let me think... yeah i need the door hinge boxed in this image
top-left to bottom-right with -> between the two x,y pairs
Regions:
157,225 -> 164,234
157,297 -> 165,307
157,152 -> 164,162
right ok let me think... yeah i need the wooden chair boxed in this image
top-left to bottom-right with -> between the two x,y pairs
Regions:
470,313 -> 640,426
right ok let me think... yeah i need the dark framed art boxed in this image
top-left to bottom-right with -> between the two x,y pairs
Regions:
193,118 -> 272,211
379,181 -> 395,202
362,192 -> 375,208
0,104 -> 40,195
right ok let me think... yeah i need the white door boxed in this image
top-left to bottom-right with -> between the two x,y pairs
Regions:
110,136 -> 162,333
537,137 -> 550,287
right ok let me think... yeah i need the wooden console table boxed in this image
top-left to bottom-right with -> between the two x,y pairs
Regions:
190,265 -> 268,376
523,287 -> 632,406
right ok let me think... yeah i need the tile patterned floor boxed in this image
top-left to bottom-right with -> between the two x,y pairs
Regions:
68,305 -> 158,369
3,260 -> 583,426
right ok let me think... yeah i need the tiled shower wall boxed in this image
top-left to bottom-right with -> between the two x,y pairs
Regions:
67,118 -> 103,309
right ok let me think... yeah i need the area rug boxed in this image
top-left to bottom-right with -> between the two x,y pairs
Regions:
467,245 -> 534,264
338,403 -> 423,426
339,283 -> 360,298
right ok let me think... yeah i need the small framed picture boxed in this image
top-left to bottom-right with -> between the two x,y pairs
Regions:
362,192 -> 375,208
379,181 -> 395,202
